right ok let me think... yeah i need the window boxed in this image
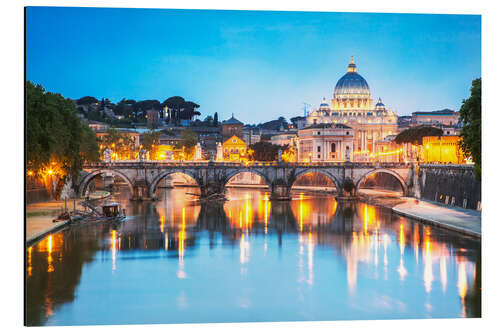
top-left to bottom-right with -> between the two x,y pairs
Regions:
313,119 -> 317,124
346,131 -> 349,135
317,146 -> 321,152
317,131 -> 321,135
317,154 -> 321,159
331,143 -> 336,152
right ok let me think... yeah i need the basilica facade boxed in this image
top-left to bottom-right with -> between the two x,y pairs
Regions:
303,57 -> 398,161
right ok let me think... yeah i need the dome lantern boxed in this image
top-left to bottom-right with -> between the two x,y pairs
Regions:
347,56 -> 357,73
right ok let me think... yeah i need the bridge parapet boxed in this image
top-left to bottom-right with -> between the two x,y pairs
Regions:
83,161 -> 413,169
79,161 -> 415,201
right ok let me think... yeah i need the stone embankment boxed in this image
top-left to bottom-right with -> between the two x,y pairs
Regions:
359,189 -> 481,239
26,192 -> 110,246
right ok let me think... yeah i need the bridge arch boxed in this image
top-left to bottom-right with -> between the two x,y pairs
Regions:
148,170 -> 201,197
291,168 -> 342,194
355,169 -> 408,195
223,169 -> 273,192
78,169 -> 134,197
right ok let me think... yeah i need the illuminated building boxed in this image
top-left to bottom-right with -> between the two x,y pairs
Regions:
305,57 -> 398,161
87,120 -> 109,132
94,129 -> 140,149
222,135 -> 248,162
422,136 -> 466,164
270,131 -> 298,146
297,123 -> 354,162
412,109 -> 459,127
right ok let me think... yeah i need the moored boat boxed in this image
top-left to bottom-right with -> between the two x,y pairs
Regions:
101,202 -> 126,222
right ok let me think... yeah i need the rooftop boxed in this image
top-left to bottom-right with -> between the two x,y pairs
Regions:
302,123 -> 352,130
413,109 -> 457,115
222,114 -> 243,125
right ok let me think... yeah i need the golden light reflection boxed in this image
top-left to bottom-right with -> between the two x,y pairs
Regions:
177,207 -> 186,279
262,194 -> 270,234
47,235 -> 54,273
397,223 -> 407,280
414,224 -> 420,264
225,191 -> 272,230
160,215 -> 165,233
423,228 -> 433,293
457,260 -> 468,300
45,294 -> 53,318
307,232 -> 314,285
111,230 -> 117,271
27,246 -> 32,277
299,194 -> 304,232
457,259 -> 468,317
383,233 -> 389,270
291,194 -> 337,231
360,203 -> 377,235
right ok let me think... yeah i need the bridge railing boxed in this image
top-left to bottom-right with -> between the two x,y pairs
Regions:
83,160 -> 414,169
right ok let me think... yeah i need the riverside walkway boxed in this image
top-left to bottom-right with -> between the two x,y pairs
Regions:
26,200 -> 84,245
392,198 -> 481,238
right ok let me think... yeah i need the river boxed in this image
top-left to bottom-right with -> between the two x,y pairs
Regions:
25,187 -> 481,326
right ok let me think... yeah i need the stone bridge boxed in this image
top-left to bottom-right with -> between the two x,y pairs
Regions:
78,161 -> 417,201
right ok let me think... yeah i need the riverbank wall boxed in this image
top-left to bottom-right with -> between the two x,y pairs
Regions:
418,164 -> 481,210
26,176 -> 52,204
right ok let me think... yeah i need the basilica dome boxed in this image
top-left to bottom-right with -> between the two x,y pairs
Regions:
333,57 -> 371,99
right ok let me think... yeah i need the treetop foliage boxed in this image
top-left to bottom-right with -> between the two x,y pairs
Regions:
394,126 -> 444,145
76,96 -> 99,105
459,78 -> 481,179
248,141 -> 288,161
27,81 -> 100,182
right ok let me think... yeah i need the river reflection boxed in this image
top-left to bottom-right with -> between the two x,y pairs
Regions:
25,187 -> 481,326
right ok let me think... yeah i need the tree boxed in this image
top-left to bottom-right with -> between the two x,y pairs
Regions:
175,129 -> 198,149
213,112 -> 219,126
459,78 -> 481,179
27,81 -> 100,197
76,96 -> 98,105
394,126 -> 444,145
162,96 -> 185,124
203,115 -> 214,124
162,97 -> 201,125
173,129 -> 198,160
248,141 -> 283,161
180,101 -> 201,120
80,126 -> 100,163
141,130 -> 161,158
99,128 -> 136,160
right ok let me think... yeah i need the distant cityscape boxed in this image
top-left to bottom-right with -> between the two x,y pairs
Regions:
78,58 -> 465,165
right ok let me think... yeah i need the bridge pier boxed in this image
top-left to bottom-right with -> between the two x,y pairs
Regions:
270,184 -> 291,201
131,181 -> 154,201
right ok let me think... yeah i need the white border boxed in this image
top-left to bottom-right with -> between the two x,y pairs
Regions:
2,1 -> 499,332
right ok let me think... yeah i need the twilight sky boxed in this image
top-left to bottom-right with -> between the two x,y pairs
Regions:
26,7 -> 481,123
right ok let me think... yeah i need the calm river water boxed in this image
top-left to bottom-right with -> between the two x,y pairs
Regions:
25,187 -> 481,326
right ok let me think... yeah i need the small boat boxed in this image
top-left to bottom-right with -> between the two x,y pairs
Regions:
101,202 -> 126,222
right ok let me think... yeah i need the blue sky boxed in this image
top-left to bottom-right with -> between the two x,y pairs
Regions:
26,7 -> 481,123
